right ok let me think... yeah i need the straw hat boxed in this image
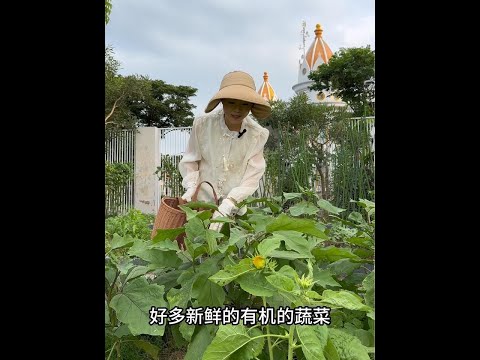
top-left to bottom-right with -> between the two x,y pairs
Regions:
205,71 -> 272,119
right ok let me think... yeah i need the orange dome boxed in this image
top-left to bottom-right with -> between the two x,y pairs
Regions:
258,72 -> 278,101
305,24 -> 333,70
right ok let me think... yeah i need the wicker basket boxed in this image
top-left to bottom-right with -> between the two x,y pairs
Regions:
150,181 -> 218,250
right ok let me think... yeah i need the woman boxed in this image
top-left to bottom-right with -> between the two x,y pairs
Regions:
178,70 -> 271,230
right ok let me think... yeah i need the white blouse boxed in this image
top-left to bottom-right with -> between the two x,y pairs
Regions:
178,109 -> 269,204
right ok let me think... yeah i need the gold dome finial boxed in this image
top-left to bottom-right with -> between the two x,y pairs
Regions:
263,72 -> 269,81
314,23 -> 323,37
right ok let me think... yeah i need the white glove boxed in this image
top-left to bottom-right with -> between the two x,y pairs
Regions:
181,187 -> 196,202
209,198 -> 236,231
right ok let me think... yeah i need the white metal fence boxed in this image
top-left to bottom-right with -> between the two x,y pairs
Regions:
105,130 -> 135,216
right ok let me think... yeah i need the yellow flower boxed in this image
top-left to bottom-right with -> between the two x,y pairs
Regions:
252,255 -> 266,269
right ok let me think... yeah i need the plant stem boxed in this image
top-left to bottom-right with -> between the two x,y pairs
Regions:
287,324 -> 296,360
106,341 -> 117,360
263,297 -> 274,360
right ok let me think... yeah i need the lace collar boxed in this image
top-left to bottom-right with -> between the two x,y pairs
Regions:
217,109 -> 248,138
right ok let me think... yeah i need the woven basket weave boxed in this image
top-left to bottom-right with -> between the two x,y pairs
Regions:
150,181 -> 218,250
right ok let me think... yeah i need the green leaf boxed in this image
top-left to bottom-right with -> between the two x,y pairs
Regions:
192,273 -> 225,307
312,246 -> 361,263
348,212 -> 365,224
129,246 -> 182,268
113,324 -> 131,338
297,325 -> 328,360
185,217 -> 206,240
149,239 -> 180,251
151,227 -> 185,243
202,324 -> 264,360
184,201 -> 219,210
328,328 -> 370,360
273,231 -> 314,258
167,271 -> 197,309
109,277 -> 167,336
313,267 -> 341,289
111,233 -> 135,249
117,258 -> 134,275
317,199 -> 345,214
283,192 -> 303,201
211,216 -> 235,223
323,338 -> 341,360
289,201 -> 319,217
327,259 -> 362,278
178,205 -> 199,221
247,213 -> 275,232
266,214 -> 327,239
236,272 -> 276,297
209,259 -> 255,286
205,229 -> 221,255
125,264 -> 157,283
320,290 -> 372,312
180,322 -> 195,342
184,325 -> 218,360
345,236 -> 373,248
257,235 -> 282,256
130,339 -> 161,359
362,270 -> 375,308
269,249 -> 309,260
266,273 -> 295,292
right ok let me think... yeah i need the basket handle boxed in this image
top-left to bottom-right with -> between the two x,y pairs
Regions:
191,181 -> 219,205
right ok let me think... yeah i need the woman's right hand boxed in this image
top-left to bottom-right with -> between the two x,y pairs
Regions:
181,187 -> 196,202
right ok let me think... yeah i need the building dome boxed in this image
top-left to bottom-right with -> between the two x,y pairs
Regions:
258,72 -> 278,101
292,23 -> 345,107
305,24 -> 333,70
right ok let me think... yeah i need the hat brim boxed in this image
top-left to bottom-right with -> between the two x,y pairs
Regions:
204,85 -> 272,119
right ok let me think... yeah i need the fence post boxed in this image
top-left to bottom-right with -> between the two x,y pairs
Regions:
134,127 -> 160,215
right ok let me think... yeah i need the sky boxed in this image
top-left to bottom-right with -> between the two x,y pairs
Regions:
106,0 -> 375,117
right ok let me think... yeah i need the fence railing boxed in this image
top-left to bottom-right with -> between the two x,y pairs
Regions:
105,130 -> 135,216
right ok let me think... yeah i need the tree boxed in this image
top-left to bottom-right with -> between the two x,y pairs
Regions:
105,47 -> 198,130
105,0 -> 112,25
308,46 -> 375,116
262,93 -> 350,199
105,46 -> 150,130
129,80 -> 197,128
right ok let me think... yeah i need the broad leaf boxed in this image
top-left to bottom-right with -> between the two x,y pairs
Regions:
269,249 -> 309,260
328,329 -> 370,360
167,270 -> 198,309
192,273 -> 225,307
266,214 -> 327,239
202,324 -> 264,360
297,325 -> 328,360
257,236 -> 282,256
185,217 -> 206,240
320,290 -> 372,312
209,259 -> 255,286
362,270 -> 375,308
312,247 -> 361,263
266,273 -> 295,292
312,267 -> 341,289
111,233 -> 135,249
273,231 -> 314,258
323,338 -> 340,360
236,272 -> 276,297
149,239 -> 180,251
317,199 -> 345,214
151,227 -> 185,243
109,277 -> 167,336
247,213 -> 275,232
180,322 -> 195,342
184,325 -> 218,360
129,246 -> 181,268
289,201 -> 319,216
283,192 -> 303,201
205,229 -> 222,255
184,201 -> 219,210
125,264 -> 157,283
